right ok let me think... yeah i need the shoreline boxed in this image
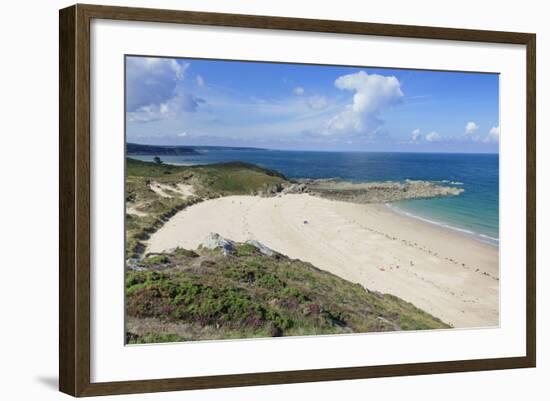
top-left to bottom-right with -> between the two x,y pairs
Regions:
386,203 -> 499,247
145,193 -> 499,328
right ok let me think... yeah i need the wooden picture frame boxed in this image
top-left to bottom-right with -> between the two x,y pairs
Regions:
59,3 -> 536,397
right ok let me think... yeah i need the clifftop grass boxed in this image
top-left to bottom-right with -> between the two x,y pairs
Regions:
126,243 -> 450,343
127,158 -> 287,196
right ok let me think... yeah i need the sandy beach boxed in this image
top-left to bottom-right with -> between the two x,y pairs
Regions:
145,194 -> 499,328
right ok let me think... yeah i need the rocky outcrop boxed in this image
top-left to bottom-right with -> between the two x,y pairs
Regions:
281,183 -> 309,194
199,234 -> 281,258
126,258 -> 147,271
245,240 -> 279,257
260,177 -> 463,203
288,178 -> 464,204
200,233 -> 237,256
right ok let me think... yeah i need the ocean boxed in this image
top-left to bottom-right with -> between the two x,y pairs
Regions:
130,149 -> 499,246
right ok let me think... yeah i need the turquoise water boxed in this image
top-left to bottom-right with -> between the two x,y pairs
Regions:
131,149 -> 499,245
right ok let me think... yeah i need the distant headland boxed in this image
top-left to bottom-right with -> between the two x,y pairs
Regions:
126,142 -> 269,156
126,143 -> 201,156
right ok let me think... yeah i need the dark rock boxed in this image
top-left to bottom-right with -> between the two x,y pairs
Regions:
200,233 -> 236,256
245,240 -> 279,257
270,326 -> 283,337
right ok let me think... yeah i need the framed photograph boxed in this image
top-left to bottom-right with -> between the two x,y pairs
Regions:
59,4 -> 536,397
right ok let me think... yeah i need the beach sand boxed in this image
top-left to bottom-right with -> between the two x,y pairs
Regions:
145,194 -> 499,328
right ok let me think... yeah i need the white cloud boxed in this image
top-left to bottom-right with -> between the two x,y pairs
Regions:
126,57 -> 206,123
484,126 -> 500,142
293,86 -> 305,95
411,128 -> 421,142
126,57 -> 188,111
307,95 -> 328,110
196,75 -> 205,87
177,132 -> 188,137
425,131 -> 442,142
465,121 -> 479,135
325,71 -> 403,137
127,93 -> 205,123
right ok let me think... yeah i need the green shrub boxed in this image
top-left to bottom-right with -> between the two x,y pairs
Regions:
125,235 -> 450,342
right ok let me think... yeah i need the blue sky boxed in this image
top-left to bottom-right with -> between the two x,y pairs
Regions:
126,56 -> 499,153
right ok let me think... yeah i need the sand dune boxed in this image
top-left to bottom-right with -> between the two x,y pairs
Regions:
146,194 -> 499,328
148,181 -> 194,199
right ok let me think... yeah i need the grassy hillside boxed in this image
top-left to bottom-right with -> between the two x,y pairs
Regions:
126,242 -> 450,343
125,158 -> 289,258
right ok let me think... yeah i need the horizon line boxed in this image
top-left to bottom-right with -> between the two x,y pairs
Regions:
127,142 -> 499,155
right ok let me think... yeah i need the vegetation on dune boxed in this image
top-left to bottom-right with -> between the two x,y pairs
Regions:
127,158 -> 286,186
125,243 -> 450,344
125,158 -> 290,258
191,161 -> 287,195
